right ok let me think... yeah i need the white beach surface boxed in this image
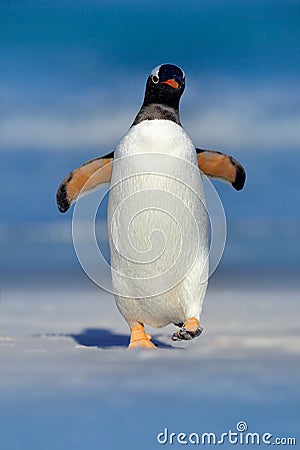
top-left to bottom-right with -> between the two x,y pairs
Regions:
1,272 -> 299,449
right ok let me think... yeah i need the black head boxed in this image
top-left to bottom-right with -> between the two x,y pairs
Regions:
131,64 -> 186,127
143,64 -> 185,109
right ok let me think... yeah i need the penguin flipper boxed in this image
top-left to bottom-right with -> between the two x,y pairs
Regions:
56,151 -> 114,213
196,148 -> 246,190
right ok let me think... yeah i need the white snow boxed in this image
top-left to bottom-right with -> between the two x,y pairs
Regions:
0,273 -> 299,449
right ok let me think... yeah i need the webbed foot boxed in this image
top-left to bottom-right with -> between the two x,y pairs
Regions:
172,317 -> 203,342
128,323 -> 156,349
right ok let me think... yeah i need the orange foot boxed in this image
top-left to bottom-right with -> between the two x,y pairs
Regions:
172,317 -> 203,341
128,323 -> 156,349
184,317 -> 200,333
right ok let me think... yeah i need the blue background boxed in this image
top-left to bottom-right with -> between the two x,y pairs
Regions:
1,0 -> 300,274
1,1 -> 299,449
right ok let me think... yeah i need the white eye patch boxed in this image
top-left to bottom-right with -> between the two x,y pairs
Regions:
150,65 -> 161,78
150,64 -> 185,81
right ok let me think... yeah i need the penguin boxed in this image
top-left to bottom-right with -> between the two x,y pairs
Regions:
56,64 -> 246,349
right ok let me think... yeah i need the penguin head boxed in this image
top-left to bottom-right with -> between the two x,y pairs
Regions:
143,64 -> 185,108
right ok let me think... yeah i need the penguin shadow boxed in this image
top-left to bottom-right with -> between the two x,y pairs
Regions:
66,328 -> 176,350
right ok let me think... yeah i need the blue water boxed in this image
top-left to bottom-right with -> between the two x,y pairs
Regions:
2,2 -> 299,275
2,1 -> 300,83
1,148 -> 299,273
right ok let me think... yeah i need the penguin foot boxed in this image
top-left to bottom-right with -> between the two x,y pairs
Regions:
128,323 -> 156,349
172,317 -> 203,342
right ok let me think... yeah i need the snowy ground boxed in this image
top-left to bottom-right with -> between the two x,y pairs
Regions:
1,271 -> 299,449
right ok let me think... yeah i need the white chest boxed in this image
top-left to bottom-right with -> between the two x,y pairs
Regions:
107,120 -> 208,326
114,120 -> 197,161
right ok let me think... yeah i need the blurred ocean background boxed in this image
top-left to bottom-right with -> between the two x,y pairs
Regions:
1,0 -> 300,275
1,1 -> 300,449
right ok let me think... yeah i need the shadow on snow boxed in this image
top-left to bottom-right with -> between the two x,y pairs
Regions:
35,328 -> 176,349
69,328 -> 175,349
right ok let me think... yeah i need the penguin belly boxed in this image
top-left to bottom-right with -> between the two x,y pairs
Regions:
107,120 -> 208,328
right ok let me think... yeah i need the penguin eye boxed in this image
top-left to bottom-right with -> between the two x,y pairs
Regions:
151,75 -> 159,84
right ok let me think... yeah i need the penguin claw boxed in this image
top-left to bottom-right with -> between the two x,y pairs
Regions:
171,326 -> 203,342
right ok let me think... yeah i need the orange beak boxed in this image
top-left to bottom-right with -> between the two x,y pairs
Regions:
161,79 -> 179,89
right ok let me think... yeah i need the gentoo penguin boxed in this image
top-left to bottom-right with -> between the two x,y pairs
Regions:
57,64 -> 246,348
